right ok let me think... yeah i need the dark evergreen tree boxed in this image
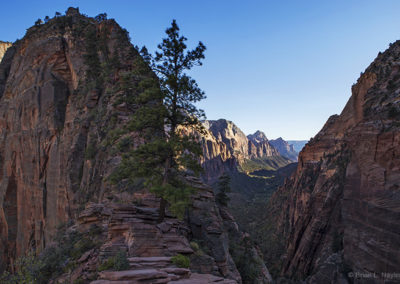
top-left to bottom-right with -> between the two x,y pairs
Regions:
95,13 -> 108,22
111,20 -> 206,222
216,173 -> 231,206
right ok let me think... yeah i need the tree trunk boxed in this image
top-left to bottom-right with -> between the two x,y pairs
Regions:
159,150 -> 173,223
158,197 -> 167,223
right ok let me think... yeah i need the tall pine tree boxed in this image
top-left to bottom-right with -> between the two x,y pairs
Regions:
216,173 -> 231,206
111,20 -> 206,222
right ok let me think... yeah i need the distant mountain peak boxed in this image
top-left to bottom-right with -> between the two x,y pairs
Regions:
247,130 -> 268,143
270,137 -> 298,162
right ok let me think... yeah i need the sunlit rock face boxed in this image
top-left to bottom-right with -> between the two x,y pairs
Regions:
200,119 -> 286,181
268,41 -> 400,282
0,41 -> 12,62
269,137 -> 298,161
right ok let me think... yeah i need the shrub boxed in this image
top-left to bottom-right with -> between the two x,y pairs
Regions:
0,253 -> 44,283
70,237 -> 96,259
98,251 -> 129,271
190,241 -> 200,252
171,254 -> 190,268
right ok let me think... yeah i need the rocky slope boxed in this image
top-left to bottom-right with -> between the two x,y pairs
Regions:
201,119 -> 291,181
0,8 -> 271,283
46,178 -> 270,283
0,41 -> 12,62
269,137 -> 298,161
0,7 -> 144,270
265,41 -> 400,282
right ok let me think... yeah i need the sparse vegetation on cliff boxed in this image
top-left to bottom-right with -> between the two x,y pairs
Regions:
98,251 -> 130,272
0,225 -> 102,283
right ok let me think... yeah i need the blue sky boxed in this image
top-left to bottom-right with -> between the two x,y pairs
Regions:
1,1 -> 400,139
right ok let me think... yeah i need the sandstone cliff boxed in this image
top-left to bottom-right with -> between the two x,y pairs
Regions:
201,119 -> 290,181
269,137 -> 298,161
266,41 -> 400,282
0,7 -> 150,271
0,41 -> 12,62
0,8 -> 271,283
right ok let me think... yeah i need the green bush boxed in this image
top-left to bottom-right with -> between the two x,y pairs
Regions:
190,241 -> 200,252
98,251 -> 130,271
70,237 -> 96,259
171,254 -> 190,268
0,253 -> 43,283
0,229 -> 101,283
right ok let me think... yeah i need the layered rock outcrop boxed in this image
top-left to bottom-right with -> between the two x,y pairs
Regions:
49,182 -> 249,283
267,41 -> 400,282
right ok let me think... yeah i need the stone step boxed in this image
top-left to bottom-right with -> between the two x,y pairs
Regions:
98,269 -> 170,282
128,256 -> 172,263
169,272 -> 237,283
128,256 -> 172,269
92,267 -> 191,284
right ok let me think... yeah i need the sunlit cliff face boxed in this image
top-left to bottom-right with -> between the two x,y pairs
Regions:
0,41 -> 12,62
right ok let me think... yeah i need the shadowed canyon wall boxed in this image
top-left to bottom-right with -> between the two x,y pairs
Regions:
0,8 -> 154,270
267,41 -> 400,283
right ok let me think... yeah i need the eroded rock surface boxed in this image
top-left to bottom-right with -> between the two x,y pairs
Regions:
51,185 -> 247,283
0,8 -> 151,270
267,41 -> 400,283
201,119 -> 290,181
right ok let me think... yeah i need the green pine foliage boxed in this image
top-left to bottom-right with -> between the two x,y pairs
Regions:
216,173 -> 231,206
110,20 -> 207,221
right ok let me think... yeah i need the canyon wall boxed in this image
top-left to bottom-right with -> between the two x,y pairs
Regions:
268,41 -> 400,282
0,8 -> 147,270
200,119 -> 290,181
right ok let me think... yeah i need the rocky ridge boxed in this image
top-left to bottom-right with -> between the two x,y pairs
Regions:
265,41 -> 400,282
200,119 -> 291,181
0,8 -> 144,270
48,180 -> 261,283
0,8 -> 272,283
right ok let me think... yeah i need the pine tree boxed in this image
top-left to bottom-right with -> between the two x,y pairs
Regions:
34,19 -> 43,26
216,174 -> 231,206
111,20 -> 206,222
